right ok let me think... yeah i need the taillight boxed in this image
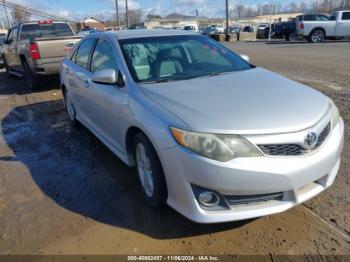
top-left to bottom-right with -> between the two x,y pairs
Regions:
29,43 -> 40,60
300,23 -> 304,30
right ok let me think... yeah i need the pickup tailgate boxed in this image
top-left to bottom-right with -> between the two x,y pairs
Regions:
35,36 -> 82,59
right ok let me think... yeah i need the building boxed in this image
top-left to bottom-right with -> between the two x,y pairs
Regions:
79,16 -> 106,31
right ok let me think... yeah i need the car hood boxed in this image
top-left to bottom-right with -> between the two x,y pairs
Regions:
140,68 -> 329,134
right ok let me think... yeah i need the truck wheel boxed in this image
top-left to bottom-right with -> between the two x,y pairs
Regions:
288,32 -> 299,42
133,132 -> 167,207
23,61 -> 40,90
4,59 -> 14,78
308,30 -> 324,43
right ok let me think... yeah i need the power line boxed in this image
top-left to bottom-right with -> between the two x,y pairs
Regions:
1,0 -> 76,24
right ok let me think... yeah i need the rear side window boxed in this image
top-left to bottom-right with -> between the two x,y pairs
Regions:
90,39 -> 118,73
342,12 -> 350,20
315,15 -> 329,21
75,38 -> 96,69
20,23 -> 75,40
303,15 -> 315,21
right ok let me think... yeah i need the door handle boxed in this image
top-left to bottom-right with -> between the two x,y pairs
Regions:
84,79 -> 90,88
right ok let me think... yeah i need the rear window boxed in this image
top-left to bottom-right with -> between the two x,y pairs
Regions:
20,23 -> 75,40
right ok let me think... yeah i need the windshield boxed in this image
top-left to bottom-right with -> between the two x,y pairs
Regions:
119,35 -> 253,83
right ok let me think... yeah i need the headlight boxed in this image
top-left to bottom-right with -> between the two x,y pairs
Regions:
329,98 -> 339,129
170,127 -> 262,162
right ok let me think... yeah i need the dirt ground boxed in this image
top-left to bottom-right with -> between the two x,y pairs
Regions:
0,42 -> 349,256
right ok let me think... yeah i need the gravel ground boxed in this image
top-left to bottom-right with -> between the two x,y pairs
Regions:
0,42 -> 349,256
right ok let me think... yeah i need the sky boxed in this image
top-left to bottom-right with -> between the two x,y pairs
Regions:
10,0 -> 310,20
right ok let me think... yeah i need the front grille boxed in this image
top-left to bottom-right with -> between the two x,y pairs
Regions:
225,192 -> 283,206
258,122 -> 331,156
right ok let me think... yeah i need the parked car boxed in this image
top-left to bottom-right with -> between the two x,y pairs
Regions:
183,25 -> 199,32
78,28 -> 98,36
296,11 -> 350,42
60,30 -> 343,223
242,26 -> 254,32
2,20 -> 81,89
273,18 -> 299,41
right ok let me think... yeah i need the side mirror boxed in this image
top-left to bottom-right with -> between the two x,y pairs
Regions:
240,54 -> 250,63
91,69 -> 117,85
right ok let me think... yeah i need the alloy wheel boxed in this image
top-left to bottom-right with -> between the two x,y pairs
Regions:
136,142 -> 154,197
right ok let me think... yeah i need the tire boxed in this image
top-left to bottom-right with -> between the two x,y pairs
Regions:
63,89 -> 78,125
133,132 -> 167,207
288,32 -> 299,42
23,61 -> 40,90
3,59 -> 14,78
308,29 -> 325,43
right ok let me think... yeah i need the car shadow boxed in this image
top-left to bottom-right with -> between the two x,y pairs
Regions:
0,71 -> 60,95
1,100 -> 252,239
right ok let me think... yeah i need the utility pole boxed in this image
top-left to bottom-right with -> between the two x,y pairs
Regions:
225,0 -> 229,36
125,0 -> 129,29
115,0 -> 120,30
268,0 -> 273,41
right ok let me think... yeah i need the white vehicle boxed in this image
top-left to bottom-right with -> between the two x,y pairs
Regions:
296,11 -> 350,43
258,23 -> 269,30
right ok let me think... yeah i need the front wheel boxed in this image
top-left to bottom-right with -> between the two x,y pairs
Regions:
134,133 -> 167,207
308,30 -> 325,43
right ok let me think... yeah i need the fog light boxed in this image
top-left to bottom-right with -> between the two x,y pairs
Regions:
198,191 -> 220,207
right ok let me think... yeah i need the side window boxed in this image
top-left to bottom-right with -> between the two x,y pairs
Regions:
7,29 -> 13,42
342,12 -> 350,20
316,15 -> 329,21
75,38 -> 95,69
303,15 -> 315,21
70,47 -> 78,63
90,39 -> 118,73
12,27 -> 18,42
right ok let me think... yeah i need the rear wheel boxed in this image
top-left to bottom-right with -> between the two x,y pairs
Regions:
23,61 -> 40,90
63,89 -> 78,125
133,132 -> 167,207
288,32 -> 299,42
308,30 -> 325,43
4,59 -> 14,78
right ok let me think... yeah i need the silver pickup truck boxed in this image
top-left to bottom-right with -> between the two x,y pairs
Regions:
296,11 -> 350,43
3,20 -> 82,89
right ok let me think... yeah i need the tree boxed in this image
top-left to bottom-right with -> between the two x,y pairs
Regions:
146,14 -> 162,20
12,6 -> 31,23
128,9 -> 142,25
233,4 -> 246,18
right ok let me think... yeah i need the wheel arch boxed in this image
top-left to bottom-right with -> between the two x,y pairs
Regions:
310,27 -> 326,37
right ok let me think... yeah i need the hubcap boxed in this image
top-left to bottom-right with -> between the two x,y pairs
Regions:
312,32 -> 322,42
136,143 -> 154,197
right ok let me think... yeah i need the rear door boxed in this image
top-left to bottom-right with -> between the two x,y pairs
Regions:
335,11 -> 350,37
67,38 -> 96,122
83,37 -> 127,152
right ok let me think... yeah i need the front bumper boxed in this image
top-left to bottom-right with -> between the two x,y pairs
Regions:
159,118 -> 344,223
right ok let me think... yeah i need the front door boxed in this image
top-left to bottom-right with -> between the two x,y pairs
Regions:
83,38 -> 128,153
336,12 -> 350,37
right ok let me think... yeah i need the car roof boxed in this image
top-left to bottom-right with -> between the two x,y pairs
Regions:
104,29 -> 198,40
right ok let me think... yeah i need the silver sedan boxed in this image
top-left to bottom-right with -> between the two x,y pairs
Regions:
60,30 -> 344,223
